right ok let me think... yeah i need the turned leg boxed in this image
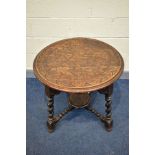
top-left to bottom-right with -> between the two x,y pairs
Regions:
104,84 -> 113,131
98,84 -> 113,131
45,86 -> 59,133
47,94 -> 56,132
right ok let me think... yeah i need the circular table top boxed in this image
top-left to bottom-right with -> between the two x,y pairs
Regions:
33,37 -> 124,93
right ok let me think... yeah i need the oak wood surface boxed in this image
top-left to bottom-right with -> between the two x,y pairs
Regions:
33,37 -> 124,93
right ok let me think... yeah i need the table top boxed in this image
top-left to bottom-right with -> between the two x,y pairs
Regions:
33,37 -> 124,93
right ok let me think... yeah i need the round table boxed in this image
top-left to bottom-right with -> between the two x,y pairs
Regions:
33,37 -> 124,132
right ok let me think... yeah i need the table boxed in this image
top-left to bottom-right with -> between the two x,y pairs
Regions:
33,37 -> 124,133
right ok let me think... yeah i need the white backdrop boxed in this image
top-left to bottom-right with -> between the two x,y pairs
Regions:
26,0 -> 129,71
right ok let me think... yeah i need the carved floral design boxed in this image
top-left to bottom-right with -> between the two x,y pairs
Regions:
34,38 -> 124,92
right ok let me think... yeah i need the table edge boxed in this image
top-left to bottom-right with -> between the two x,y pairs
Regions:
33,37 -> 124,93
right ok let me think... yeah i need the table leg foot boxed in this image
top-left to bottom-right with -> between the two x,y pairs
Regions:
47,119 -> 56,133
104,119 -> 113,132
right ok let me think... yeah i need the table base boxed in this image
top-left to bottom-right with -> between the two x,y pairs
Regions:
45,84 -> 113,133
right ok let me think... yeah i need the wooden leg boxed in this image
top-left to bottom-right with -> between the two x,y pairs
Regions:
104,85 -> 113,132
47,95 -> 56,132
45,86 -> 59,133
98,84 -> 113,131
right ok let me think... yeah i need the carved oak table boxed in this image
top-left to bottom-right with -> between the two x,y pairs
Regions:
33,37 -> 124,133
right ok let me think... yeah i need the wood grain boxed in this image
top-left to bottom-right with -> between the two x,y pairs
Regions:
33,37 -> 124,93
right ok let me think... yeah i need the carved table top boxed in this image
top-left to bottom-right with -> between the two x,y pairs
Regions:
33,37 -> 124,93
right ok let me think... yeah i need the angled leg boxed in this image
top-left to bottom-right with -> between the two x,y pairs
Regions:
45,86 -> 60,133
